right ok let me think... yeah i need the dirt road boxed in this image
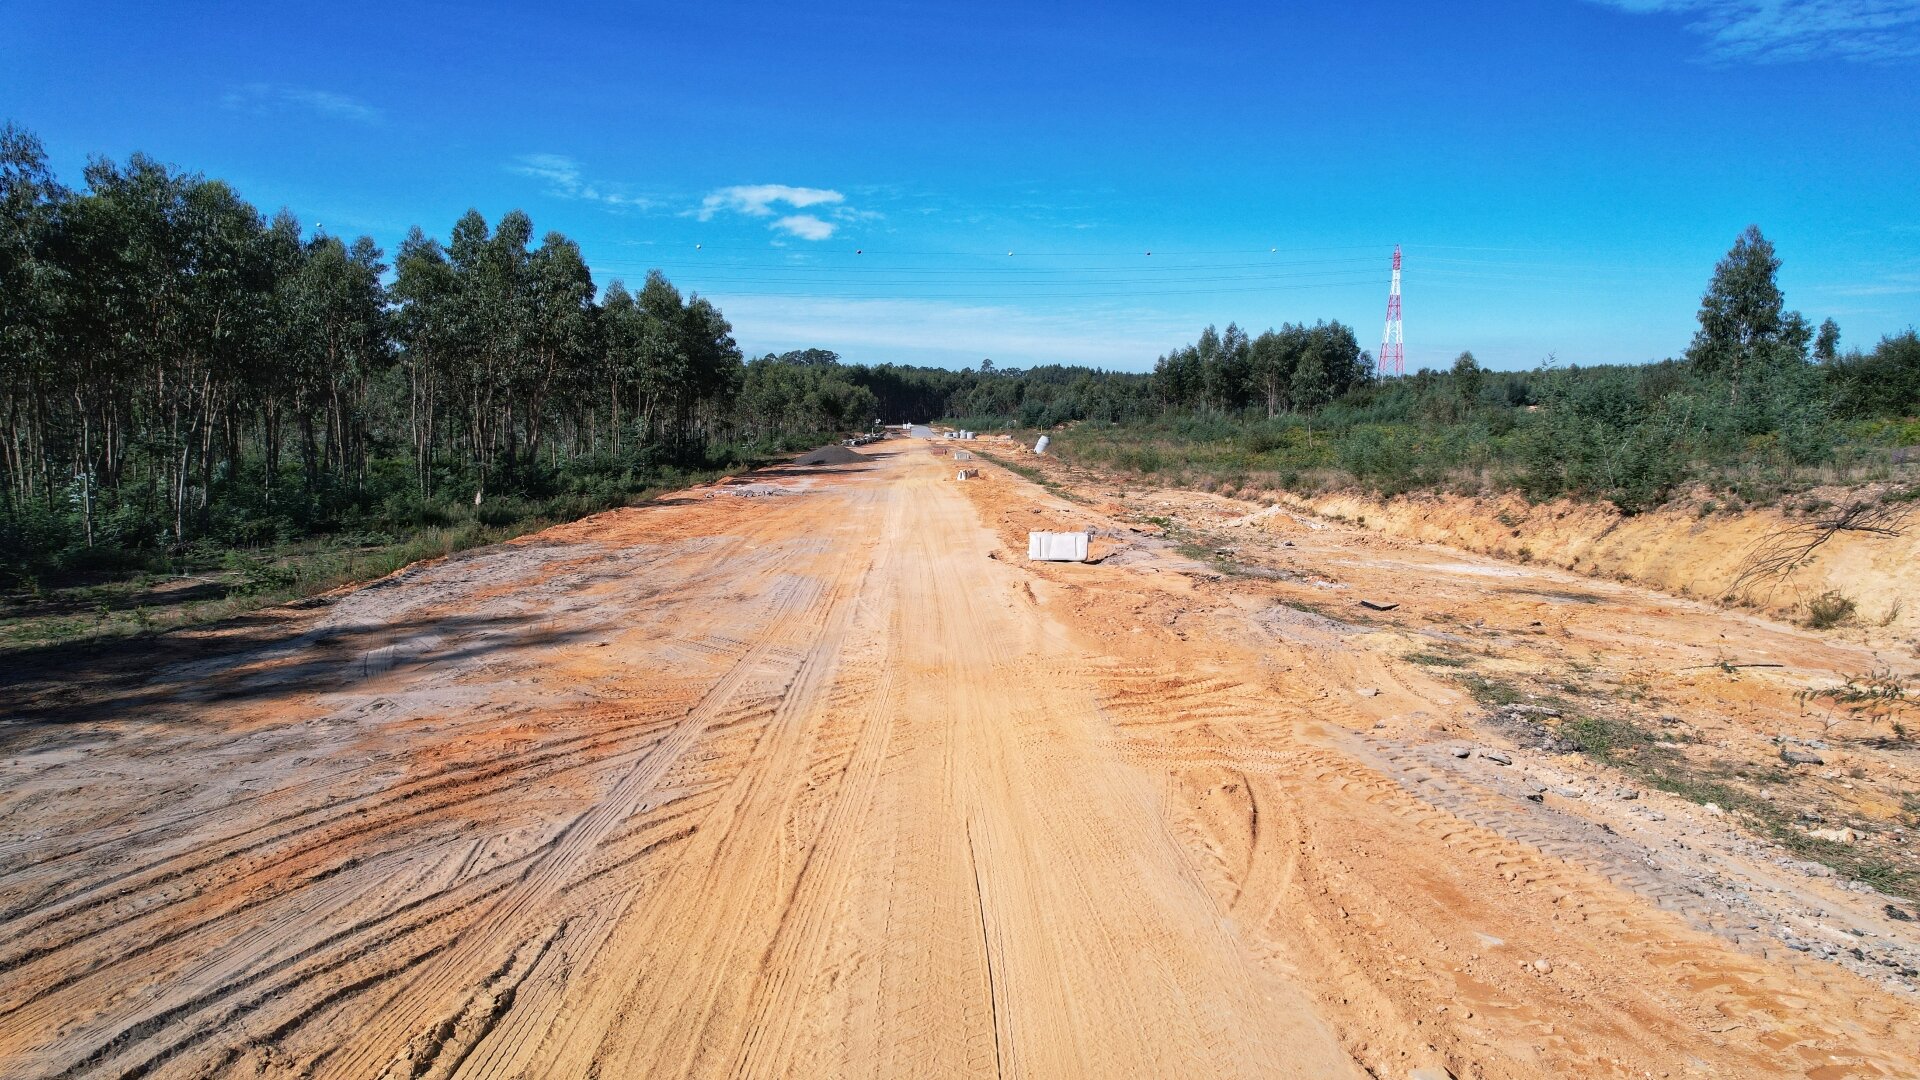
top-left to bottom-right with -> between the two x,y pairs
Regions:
1,439 -> 1916,1078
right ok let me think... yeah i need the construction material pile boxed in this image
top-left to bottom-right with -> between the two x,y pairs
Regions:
796,444 -> 865,466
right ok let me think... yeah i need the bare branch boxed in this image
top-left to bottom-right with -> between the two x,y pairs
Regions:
1725,498 -> 1918,602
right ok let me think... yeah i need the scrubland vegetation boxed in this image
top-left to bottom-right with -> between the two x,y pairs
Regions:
1037,227 -> 1918,514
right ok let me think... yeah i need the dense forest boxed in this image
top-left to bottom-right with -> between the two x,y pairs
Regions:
0,124 -> 962,582
4,118 -> 1915,588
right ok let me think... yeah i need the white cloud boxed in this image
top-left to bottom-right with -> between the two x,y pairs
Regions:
1586,0 -> 1920,62
713,294 -> 1185,369
772,214 -> 837,240
507,154 -> 655,209
222,84 -> 383,123
698,184 -> 845,221
1811,272 -> 1920,297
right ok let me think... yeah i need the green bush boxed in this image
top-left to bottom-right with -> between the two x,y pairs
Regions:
1805,590 -> 1857,629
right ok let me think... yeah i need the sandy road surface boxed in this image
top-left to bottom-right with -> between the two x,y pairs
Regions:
1,439 -> 1916,1078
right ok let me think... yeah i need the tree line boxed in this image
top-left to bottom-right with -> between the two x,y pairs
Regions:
0,124 -> 930,580
5,114 -> 1911,580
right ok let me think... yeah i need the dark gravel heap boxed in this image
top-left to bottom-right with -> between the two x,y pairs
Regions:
795,444 -> 866,466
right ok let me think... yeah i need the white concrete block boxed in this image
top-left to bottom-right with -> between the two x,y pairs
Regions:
1027,531 -> 1089,562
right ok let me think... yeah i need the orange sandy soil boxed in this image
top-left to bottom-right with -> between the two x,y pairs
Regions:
0,437 -> 1916,1079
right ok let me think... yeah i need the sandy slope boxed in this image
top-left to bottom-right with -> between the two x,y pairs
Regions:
0,439 -> 1915,1078
1286,484 -> 1920,636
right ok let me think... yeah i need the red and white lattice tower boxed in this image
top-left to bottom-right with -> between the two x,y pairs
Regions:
1379,245 -> 1404,378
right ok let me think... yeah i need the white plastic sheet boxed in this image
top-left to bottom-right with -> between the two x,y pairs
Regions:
1027,531 -> 1088,562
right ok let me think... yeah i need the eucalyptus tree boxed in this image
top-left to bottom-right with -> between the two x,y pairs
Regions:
279,233 -> 390,493
1248,323 -> 1305,418
0,122 -> 63,509
630,270 -> 742,452
444,209 -> 533,498
520,231 -> 598,464
1206,323 -> 1252,411
391,227 -> 458,497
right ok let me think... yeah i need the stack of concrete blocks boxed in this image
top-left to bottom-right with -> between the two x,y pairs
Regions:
1027,531 -> 1089,562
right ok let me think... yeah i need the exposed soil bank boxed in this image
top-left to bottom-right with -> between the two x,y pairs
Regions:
1267,487 -> 1920,637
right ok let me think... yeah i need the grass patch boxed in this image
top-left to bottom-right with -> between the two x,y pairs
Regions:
1404,651 -> 1469,668
1561,714 -> 1665,764
1458,673 -> 1527,708
975,450 -> 1087,503
1278,598 -> 1334,618
0,467 -> 732,656
1549,709 -> 1916,899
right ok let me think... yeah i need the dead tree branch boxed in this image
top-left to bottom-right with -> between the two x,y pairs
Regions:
1725,498 -> 1918,602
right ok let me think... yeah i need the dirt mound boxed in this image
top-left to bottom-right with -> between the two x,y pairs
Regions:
795,444 -> 865,466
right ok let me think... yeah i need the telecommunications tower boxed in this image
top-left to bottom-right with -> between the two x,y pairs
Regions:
1379,245 -> 1404,378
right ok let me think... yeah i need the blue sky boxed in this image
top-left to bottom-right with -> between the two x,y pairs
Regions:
4,0 -> 1918,371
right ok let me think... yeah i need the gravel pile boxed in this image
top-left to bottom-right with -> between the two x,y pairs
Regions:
795,444 -> 866,466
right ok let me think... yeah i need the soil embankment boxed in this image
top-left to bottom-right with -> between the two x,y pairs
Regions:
1272,486 -> 1920,635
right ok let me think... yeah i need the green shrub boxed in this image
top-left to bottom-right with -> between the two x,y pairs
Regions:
1805,590 -> 1857,629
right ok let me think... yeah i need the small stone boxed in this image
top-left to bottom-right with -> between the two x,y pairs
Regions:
1358,687 -> 1380,698
1781,747 -> 1826,766
1645,811 -> 1666,821
1807,827 -> 1858,844
1450,746 -> 1473,759
1616,788 -> 1640,800
1479,750 -> 1513,765
1526,793 -> 1544,803
1703,803 -> 1725,817
1532,957 -> 1554,973
1887,905 -> 1915,922
1554,786 -> 1585,798
1409,1067 -> 1457,1080
1783,936 -> 1812,952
